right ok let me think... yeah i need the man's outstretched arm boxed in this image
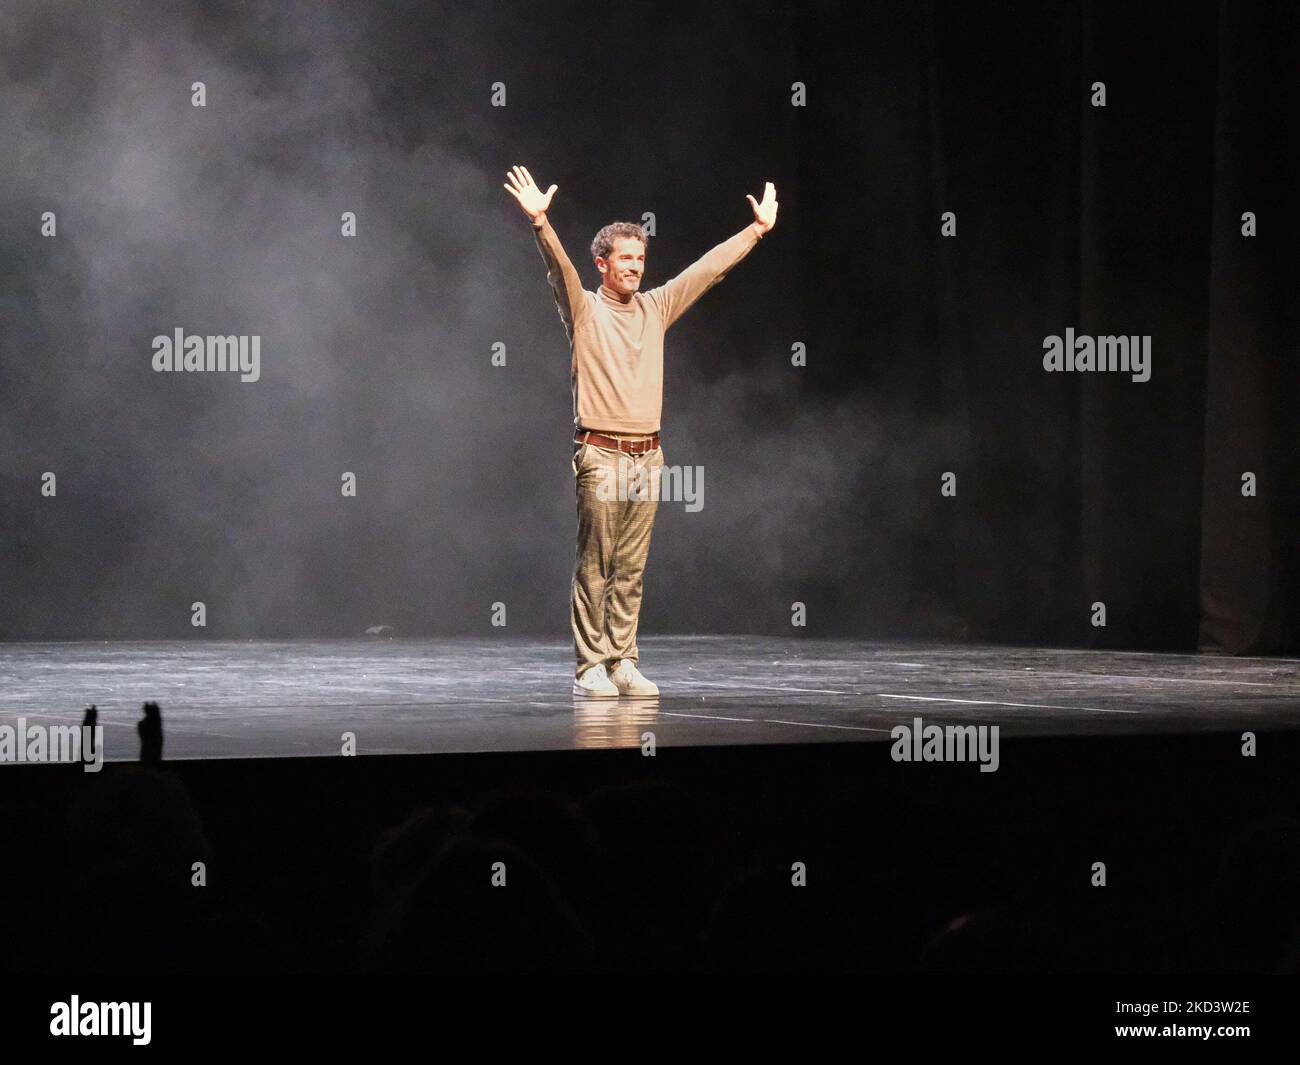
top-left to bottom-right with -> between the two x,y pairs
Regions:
646,181 -> 779,331
505,164 -> 589,342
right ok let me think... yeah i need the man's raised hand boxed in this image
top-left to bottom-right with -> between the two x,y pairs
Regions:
504,165 -> 558,222
746,181 -> 779,234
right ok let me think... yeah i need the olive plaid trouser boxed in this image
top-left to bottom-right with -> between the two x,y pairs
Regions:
570,439 -> 665,679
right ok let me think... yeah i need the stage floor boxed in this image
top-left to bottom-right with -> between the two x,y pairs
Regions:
2,636 -> 1298,762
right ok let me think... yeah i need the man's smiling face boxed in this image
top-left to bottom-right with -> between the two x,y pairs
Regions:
597,237 -> 645,297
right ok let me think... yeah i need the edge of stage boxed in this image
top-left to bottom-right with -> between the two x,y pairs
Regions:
3,636 -> 1297,973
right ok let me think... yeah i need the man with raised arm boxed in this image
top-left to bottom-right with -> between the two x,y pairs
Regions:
505,164 -> 778,697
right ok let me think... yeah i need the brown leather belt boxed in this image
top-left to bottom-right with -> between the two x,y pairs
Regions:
574,428 -> 661,455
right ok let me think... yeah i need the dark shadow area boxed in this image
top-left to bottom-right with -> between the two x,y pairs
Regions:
2,701 -> 1296,973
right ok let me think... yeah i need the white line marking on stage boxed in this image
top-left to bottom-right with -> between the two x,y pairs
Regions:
763,719 -> 892,732
680,682 -> 854,695
877,693 -> 1140,713
662,712 -> 768,723
1045,647 -> 1300,664
991,670 -> 1291,689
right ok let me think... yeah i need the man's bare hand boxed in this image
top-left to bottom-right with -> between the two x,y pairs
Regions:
746,181 -> 779,234
504,165 -> 557,223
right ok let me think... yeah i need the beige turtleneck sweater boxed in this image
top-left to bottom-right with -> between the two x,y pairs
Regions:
532,215 -> 763,435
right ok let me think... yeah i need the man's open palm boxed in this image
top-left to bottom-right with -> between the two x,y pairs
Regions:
504,165 -> 557,221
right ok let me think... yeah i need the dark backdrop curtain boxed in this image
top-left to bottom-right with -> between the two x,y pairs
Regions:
1197,1 -> 1300,653
803,0 -> 1296,652
1,0 -> 1294,649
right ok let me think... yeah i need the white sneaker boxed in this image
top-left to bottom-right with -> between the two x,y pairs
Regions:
573,663 -> 619,698
609,659 -> 659,696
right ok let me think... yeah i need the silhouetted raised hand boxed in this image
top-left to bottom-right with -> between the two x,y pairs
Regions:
82,704 -> 99,762
138,702 -> 163,766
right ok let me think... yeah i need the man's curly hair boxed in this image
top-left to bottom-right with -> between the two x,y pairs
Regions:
590,222 -> 649,262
